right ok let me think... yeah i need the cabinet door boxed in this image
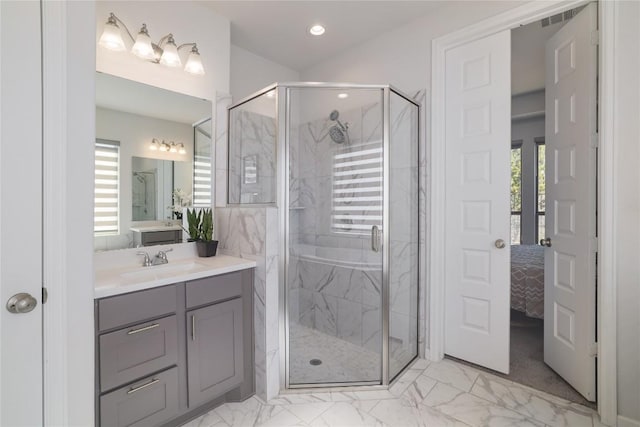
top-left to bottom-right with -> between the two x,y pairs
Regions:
100,366 -> 179,427
187,298 -> 244,408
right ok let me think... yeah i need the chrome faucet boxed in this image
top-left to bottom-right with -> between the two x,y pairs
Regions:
136,251 -> 152,267
152,248 -> 173,265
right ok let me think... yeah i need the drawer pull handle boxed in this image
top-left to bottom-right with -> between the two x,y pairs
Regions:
127,323 -> 160,335
127,378 -> 160,394
191,315 -> 196,341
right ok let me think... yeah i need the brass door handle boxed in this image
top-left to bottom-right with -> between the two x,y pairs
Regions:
494,239 -> 506,249
540,237 -> 552,247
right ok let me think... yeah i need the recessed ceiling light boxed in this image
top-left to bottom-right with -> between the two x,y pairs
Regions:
337,93 -> 349,99
309,24 -> 325,36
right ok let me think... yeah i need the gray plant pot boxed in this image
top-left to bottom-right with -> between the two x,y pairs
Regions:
196,240 -> 218,257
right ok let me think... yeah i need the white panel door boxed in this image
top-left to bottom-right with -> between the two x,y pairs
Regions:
0,1 -> 43,425
543,2 -> 597,401
444,31 -> 511,373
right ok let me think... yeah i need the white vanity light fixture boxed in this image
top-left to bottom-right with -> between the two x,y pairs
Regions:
149,139 -> 186,154
99,12 -> 205,75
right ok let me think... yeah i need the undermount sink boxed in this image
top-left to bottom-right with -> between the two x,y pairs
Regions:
120,261 -> 210,281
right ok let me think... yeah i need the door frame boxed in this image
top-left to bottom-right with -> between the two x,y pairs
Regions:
41,1 -> 96,425
429,1 -> 617,424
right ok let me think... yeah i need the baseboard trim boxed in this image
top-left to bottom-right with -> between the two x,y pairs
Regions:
618,415 -> 640,427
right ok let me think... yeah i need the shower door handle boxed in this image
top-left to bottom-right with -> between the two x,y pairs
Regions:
371,225 -> 381,252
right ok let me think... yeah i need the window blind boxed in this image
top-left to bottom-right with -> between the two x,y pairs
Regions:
193,122 -> 212,207
331,141 -> 383,233
94,140 -> 119,234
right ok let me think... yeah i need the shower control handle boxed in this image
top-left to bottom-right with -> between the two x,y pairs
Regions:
371,225 -> 381,252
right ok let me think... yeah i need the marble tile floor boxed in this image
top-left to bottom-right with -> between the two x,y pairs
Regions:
289,324 -> 381,384
182,358 -> 602,427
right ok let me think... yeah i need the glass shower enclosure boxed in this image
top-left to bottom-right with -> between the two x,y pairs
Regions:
228,83 -> 419,388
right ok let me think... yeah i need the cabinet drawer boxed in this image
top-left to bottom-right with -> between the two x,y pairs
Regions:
100,366 -> 179,427
98,285 -> 176,331
99,315 -> 178,392
186,271 -> 242,308
142,230 -> 180,245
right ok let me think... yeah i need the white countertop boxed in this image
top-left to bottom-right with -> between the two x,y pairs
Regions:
95,254 -> 256,299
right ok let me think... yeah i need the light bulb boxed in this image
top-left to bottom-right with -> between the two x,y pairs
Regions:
184,46 -> 205,75
149,138 -> 159,151
309,24 -> 325,36
178,143 -> 186,154
159,141 -> 168,152
99,14 -> 126,51
131,24 -> 155,60
160,34 -> 181,67
169,142 -> 178,153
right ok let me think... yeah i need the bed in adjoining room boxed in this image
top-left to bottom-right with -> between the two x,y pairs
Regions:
511,244 -> 545,319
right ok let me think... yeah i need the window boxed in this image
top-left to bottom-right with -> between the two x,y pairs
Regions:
193,119 -> 212,207
537,141 -> 546,242
331,141 -> 383,233
510,144 -> 522,244
94,139 -> 120,235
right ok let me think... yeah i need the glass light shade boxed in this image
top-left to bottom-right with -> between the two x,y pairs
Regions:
169,142 -> 178,153
149,139 -> 158,150
99,21 -> 126,51
159,142 -> 168,152
184,49 -> 205,75
131,27 -> 155,60
178,143 -> 186,154
160,38 -> 181,67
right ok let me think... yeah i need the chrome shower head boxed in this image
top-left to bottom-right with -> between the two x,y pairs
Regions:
328,109 -> 349,144
329,125 -> 347,144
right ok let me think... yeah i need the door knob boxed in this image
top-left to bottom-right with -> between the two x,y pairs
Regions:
494,239 -> 506,249
540,237 -> 552,247
6,292 -> 37,314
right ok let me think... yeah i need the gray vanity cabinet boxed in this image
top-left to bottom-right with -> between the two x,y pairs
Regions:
187,298 -> 244,408
95,267 -> 255,427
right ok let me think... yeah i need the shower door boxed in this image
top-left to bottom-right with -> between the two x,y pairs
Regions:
286,87 -> 385,386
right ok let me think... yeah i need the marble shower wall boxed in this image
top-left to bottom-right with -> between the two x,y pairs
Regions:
291,96 -> 382,249
290,256 -> 383,353
214,206 -> 280,401
228,110 -> 277,204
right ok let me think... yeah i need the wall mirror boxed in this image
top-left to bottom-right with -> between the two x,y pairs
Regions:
94,72 -> 212,251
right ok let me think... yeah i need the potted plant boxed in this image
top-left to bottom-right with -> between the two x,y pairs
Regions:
186,208 -> 218,257
185,208 -> 201,242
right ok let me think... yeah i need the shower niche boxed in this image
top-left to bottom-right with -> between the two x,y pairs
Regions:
228,83 -> 420,388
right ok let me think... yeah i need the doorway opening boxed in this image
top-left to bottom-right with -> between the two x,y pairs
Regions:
439,0 -> 598,410
506,11 -> 596,408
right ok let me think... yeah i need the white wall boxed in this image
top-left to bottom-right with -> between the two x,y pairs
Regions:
230,44 -> 300,101
613,1 -> 640,424
301,2 -> 519,91
95,107 -> 193,251
96,1 -> 230,99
